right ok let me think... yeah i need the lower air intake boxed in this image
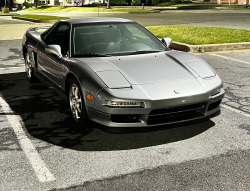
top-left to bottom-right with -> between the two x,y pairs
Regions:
147,102 -> 207,125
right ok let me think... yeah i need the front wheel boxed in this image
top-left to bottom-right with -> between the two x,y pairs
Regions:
68,78 -> 89,128
24,52 -> 37,83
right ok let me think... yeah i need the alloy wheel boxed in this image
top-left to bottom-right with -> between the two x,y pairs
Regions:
69,83 -> 82,121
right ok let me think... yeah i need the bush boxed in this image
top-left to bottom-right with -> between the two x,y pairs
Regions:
170,0 -> 182,4
110,0 -> 127,5
22,1 -> 32,8
151,0 -> 160,5
132,0 -> 140,4
37,2 -> 46,6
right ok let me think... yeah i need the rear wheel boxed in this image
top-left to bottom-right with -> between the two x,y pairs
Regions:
24,52 -> 37,83
68,78 -> 89,128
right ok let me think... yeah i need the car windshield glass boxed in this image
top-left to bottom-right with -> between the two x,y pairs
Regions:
72,22 -> 168,57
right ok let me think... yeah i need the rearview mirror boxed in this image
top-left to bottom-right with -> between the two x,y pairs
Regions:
162,37 -> 172,48
45,45 -> 62,58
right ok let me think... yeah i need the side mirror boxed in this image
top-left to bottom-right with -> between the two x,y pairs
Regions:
45,45 -> 62,58
162,37 -> 172,48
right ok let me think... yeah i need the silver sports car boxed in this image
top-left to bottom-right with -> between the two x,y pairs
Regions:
22,17 -> 224,128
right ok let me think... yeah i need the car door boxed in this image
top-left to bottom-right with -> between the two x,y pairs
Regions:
37,22 -> 70,89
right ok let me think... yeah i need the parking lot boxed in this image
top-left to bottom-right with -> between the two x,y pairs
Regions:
1,8 -> 250,189
1,36 -> 250,190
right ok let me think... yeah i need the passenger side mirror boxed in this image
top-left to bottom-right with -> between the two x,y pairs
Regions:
162,37 -> 172,48
45,45 -> 62,58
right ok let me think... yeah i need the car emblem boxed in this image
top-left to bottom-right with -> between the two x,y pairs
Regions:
174,89 -> 180,94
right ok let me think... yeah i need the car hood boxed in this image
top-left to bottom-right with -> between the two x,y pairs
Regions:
75,50 -> 216,88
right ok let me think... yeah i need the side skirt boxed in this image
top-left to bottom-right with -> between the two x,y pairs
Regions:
34,70 -> 68,101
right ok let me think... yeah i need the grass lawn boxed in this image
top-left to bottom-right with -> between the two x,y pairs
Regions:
0,12 -> 18,15
18,15 -> 69,20
146,25 -> 250,45
23,6 -> 157,13
16,14 -> 69,20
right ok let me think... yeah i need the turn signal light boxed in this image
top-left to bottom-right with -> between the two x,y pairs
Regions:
87,94 -> 94,101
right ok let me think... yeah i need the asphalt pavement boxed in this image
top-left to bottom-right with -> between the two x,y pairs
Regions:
1,11 -> 250,191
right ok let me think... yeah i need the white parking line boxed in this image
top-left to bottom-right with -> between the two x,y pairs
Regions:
0,67 -> 23,69
211,54 -> 250,65
0,97 -> 56,183
221,104 -> 250,118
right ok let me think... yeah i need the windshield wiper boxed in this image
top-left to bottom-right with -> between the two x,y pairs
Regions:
124,50 -> 163,55
74,53 -> 111,57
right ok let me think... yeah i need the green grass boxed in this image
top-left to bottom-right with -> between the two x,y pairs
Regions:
17,14 -> 69,20
157,2 -> 174,7
146,25 -> 250,45
23,6 -> 157,13
0,12 -> 18,15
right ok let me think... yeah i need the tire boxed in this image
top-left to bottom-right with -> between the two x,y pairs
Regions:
24,52 -> 37,83
68,77 -> 89,128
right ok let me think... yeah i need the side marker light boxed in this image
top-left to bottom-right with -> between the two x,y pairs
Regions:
87,94 -> 94,101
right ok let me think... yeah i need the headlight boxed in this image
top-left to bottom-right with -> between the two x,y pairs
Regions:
103,100 -> 145,108
211,87 -> 222,96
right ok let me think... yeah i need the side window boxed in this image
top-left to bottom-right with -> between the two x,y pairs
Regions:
45,22 -> 70,55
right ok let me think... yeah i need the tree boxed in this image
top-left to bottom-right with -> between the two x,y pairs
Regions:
246,0 -> 249,8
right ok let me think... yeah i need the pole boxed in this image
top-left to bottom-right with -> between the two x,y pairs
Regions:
142,3 -> 144,10
106,0 -> 109,9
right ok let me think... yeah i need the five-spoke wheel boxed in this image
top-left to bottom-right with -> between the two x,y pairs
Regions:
24,52 -> 37,83
68,78 -> 89,127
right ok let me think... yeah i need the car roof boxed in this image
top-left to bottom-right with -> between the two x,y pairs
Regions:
64,17 -> 134,24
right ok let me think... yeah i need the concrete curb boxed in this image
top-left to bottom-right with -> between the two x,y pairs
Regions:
153,6 -> 250,10
12,16 -> 58,23
170,41 -> 250,53
128,10 -> 160,13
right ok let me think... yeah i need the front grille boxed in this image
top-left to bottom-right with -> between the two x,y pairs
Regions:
147,102 -> 207,125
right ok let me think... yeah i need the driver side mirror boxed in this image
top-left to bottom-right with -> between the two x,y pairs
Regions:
45,45 -> 62,58
162,37 -> 172,48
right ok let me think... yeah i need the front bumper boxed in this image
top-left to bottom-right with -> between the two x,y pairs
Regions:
87,89 -> 225,128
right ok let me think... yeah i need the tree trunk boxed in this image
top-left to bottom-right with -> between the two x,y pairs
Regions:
246,0 -> 249,7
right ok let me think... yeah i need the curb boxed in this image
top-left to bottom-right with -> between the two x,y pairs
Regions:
12,16 -> 58,23
128,10 -> 160,13
170,41 -> 250,53
153,6 -> 250,10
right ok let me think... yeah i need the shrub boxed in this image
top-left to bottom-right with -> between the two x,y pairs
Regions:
22,1 -> 32,8
110,0 -> 127,5
151,0 -> 160,5
170,0 -> 182,4
132,0 -> 140,4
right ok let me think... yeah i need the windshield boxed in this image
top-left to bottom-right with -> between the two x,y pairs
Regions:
72,22 -> 168,57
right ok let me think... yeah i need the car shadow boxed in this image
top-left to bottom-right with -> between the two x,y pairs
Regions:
0,72 -> 215,151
